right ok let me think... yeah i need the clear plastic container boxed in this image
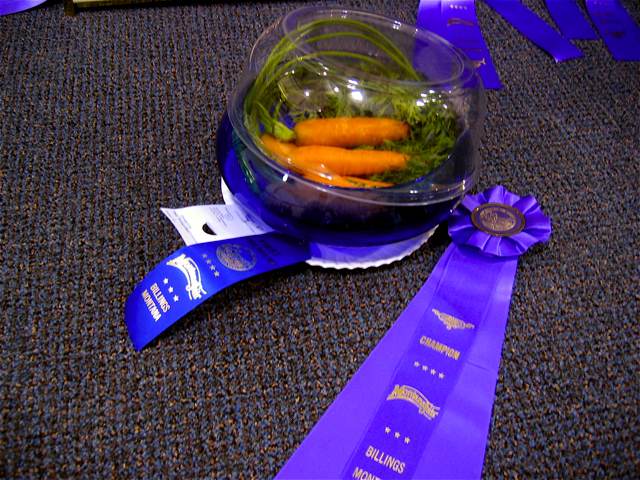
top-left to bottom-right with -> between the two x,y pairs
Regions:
217,7 -> 486,246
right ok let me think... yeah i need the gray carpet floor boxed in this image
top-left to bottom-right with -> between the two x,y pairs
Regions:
1,0 -> 639,477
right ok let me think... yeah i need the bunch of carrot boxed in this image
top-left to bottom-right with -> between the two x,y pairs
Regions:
260,116 -> 410,188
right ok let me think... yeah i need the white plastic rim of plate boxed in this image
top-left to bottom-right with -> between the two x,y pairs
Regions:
220,180 -> 435,270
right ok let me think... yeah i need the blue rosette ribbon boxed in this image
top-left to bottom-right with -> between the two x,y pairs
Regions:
278,186 -> 552,479
449,185 -> 551,257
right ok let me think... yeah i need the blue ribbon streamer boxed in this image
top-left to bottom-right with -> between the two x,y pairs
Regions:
125,233 -> 310,350
483,0 -> 583,62
545,0 -> 598,40
340,245 -> 517,479
586,0 -> 640,61
277,247 -> 518,479
417,0 -> 503,89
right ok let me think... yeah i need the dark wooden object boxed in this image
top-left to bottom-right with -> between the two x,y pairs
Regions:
64,0 -> 174,16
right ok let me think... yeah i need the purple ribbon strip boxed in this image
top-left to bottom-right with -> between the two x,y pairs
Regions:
586,0 -> 640,61
545,0 -> 598,40
0,0 -> 47,16
417,0 -> 503,89
483,0 -> 583,62
341,247 -> 512,478
277,186 -> 551,479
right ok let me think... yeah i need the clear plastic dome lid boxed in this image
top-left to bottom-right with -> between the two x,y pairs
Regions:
228,7 -> 486,206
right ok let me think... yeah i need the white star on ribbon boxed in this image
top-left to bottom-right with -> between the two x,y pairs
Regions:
394,432 -> 400,439
163,278 -> 168,285
384,427 -> 391,434
214,271 -> 220,277
413,361 -> 420,367
430,369 -> 436,375
422,366 -> 428,372
168,286 -> 174,293
439,373 -> 445,379
173,295 -> 179,302
404,437 -> 410,444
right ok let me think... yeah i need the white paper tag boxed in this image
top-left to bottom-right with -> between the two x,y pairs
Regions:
161,204 -> 272,246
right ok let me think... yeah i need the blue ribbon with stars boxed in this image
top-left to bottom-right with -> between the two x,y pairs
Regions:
125,233 -> 310,350
339,246 -> 495,479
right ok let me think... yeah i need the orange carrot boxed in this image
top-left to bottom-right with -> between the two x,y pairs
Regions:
294,117 -> 409,148
261,134 -> 337,180
260,134 -> 297,161
293,145 -> 407,177
260,134 -> 397,189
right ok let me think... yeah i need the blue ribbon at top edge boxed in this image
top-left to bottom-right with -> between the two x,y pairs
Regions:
483,0 -> 583,63
0,0 -> 47,16
545,0 -> 598,40
417,0 -> 504,90
586,0 -> 640,61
